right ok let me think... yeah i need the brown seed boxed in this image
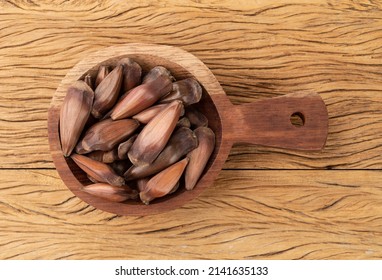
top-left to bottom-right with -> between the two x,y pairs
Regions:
132,104 -> 185,124
84,74 -> 93,89
142,66 -> 174,84
185,107 -> 208,128
136,177 -> 150,192
100,109 -> 113,121
77,118 -> 139,153
119,58 -> 142,93
184,127 -> 215,190
160,78 -> 202,106
140,158 -> 189,205
92,65 -> 123,118
71,154 -> 125,186
84,113 -> 98,129
60,81 -> 94,157
176,117 -> 191,128
99,89 -> 131,121
75,140 -> 87,154
102,149 -> 119,163
128,100 -> 183,166
82,183 -> 138,202
132,104 -> 169,124
168,181 -> 180,194
77,118 -> 115,149
95,65 -> 109,88
110,67 -> 173,120
87,149 -> 119,164
109,160 -> 132,176
86,150 -> 104,162
87,175 -> 99,183
124,127 -> 197,181
117,134 -> 137,160
99,60 -> 142,121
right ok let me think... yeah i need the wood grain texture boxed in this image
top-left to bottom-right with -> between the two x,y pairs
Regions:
0,169 -> 381,259
1,0 -> 382,259
0,0 -> 382,169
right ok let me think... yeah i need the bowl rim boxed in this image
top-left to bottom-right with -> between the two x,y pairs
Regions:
48,43 -> 234,216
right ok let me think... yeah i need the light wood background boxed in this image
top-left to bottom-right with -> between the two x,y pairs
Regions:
0,0 -> 381,259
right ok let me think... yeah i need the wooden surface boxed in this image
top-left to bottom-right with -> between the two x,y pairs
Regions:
0,0 -> 382,259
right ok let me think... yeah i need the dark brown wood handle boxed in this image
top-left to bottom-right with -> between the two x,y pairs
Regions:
229,92 -> 328,150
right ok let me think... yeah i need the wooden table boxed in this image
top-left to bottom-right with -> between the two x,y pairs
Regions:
1,0 -> 381,260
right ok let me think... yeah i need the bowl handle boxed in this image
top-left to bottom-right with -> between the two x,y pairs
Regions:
229,92 -> 328,150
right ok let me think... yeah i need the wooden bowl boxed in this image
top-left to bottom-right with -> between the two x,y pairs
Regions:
48,43 -> 328,215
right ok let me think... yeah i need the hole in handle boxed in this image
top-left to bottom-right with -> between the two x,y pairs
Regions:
290,112 -> 305,127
